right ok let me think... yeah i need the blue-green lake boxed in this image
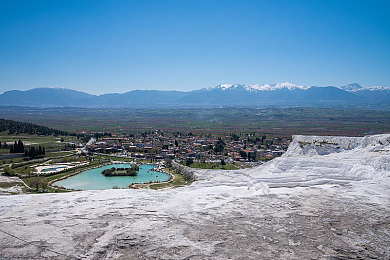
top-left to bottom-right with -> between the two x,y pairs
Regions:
53,163 -> 170,190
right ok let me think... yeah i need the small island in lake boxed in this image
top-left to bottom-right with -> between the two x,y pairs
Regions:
102,166 -> 139,177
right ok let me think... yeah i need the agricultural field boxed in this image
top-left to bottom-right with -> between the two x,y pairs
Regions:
0,106 -> 389,137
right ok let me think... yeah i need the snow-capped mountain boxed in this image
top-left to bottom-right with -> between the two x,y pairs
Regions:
0,83 -> 389,108
209,82 -> 390,93
208,82 -> 309,92
340,83 -> 390,92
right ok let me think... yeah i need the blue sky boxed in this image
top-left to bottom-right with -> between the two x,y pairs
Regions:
0,0 -> 389,94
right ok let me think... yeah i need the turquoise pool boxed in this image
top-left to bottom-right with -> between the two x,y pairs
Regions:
53,163 -> 170,190
42,166 -> 68,172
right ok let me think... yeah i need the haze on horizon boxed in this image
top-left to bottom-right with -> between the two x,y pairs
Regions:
0,0 -> 389,95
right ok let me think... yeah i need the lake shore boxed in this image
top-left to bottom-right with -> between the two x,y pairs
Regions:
52,163 -> 171,190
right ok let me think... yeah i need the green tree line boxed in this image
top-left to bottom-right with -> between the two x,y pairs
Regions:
0,118 -> 68,136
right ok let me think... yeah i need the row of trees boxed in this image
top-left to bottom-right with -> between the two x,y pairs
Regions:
0,142 -> 9,149
239,151 -> 257,161
7,139 -> 46,158
9,140 -> 25,153
25,146 -> 46,158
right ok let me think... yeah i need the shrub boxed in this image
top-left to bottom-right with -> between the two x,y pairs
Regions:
28,178 -> 47,191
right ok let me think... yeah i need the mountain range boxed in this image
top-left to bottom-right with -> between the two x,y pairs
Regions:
0,83 -> 389,109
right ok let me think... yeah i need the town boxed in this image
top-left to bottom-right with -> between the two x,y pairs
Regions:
87,131 -> 291,166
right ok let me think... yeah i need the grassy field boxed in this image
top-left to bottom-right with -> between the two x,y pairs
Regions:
45,151 -> 75,157
0,131 -> 79,154
0,130 -> 80,169
149,167 -> 192,190
182,161 -> 239,170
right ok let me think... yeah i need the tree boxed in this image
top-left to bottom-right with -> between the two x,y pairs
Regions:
214,138 -> 225,153
231,133 -> 239,141
126,166 -> 139,176
3,166 -> 15,176
102,167 -> 116,176
17,139 -> 24,153
10,140 -> 25,153
248,152 -> 256,162
29,178 -> 46,191
239,150 -> 248,159
25,145 -> 45,158
185,158 -> 194,166
165,159 -> 173,167
13,141 -> 17,152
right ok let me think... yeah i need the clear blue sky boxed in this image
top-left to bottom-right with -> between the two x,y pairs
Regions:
0,0 -> 389,94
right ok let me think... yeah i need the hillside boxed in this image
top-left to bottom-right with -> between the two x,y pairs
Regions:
0,118 -> 68,136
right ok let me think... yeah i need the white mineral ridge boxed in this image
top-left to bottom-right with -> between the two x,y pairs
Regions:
193,134 -> 390,193
1,134 -> 390,259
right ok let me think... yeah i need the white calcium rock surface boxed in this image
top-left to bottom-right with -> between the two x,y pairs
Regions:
1,134 -> 390,259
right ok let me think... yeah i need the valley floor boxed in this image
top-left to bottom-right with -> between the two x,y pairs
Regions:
0,134 -> 389,259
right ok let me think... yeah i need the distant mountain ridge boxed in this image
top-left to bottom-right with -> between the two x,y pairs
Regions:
0,83 -> 389,109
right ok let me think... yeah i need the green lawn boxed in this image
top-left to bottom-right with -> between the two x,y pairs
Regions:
182,161 -> 239,170
149,167 -> 192,190
0,131 -> 79,154
45,151 -> 75,157
0,131 -> 80,167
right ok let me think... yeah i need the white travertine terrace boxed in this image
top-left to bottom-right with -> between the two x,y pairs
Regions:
1,134 -> 389,259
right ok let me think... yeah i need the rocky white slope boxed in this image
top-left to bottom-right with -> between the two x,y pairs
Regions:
1,134 -> 389,259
